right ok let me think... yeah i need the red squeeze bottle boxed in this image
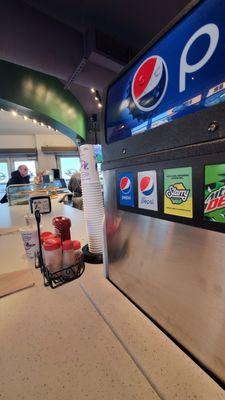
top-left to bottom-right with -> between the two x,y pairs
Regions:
52,216 -> 71,242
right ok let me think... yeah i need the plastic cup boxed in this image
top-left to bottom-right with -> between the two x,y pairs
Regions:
83,193 -> 103,198
84,215 -> 104,221
86,223 -> 103,230
20,227 -> 39,259
88,234 -> 103,240
82,188 -> 100,192
89,246 -> 102,253
85,222 -> 103,227
82,192 -> 103,197
84,207 -> 104,212
83,195 -> 102,200
84,209 -> 104,214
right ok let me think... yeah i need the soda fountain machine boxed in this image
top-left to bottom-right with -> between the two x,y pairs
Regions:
101,0 -> 225,386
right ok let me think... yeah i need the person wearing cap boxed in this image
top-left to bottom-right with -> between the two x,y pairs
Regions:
0,164 -> 30,203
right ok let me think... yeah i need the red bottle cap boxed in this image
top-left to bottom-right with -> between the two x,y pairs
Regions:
43,237 -> 61,251
52,216 -> 71,228
72,240 -> 81,250
40,231 -> 55,243
62,240 -> 74,250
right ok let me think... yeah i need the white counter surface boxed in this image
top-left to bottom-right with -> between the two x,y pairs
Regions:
0,201 -> 224,399
0,199 -> 86,275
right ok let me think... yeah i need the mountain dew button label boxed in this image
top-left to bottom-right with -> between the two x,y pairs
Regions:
204,164 -> 225,223
164,167 -> 193,218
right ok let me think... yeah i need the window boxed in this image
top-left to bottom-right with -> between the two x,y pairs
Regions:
14,160 -> 37,182
0,161 -> 9,193
58,157 -> 81,181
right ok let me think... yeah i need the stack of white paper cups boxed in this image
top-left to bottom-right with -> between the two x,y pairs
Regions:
79,144 -> 104,254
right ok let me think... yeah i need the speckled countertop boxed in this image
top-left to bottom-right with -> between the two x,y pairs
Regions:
0,279 -> 160,400
0,202 -> 224,399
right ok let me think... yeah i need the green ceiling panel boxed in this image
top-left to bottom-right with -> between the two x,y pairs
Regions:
0,60 -> 87,142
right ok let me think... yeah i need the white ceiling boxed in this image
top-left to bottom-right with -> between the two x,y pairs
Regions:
0,109 -> 58,135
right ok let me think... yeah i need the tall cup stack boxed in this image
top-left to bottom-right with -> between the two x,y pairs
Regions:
79,144 -> 104,254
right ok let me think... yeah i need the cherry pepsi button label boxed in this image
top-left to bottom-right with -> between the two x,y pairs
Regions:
138,171 -> 158,211
118,172 -> 134,207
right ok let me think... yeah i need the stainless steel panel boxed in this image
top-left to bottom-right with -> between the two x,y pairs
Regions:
103,169 -> 225,383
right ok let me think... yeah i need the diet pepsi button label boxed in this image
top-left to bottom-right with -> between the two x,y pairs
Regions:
118,172 -> 134,207
138,171 -> 158,211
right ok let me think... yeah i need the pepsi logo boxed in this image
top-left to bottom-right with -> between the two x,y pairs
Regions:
140,176 -> 154,196
120,177 -> 131,194
131,55 -> 168,112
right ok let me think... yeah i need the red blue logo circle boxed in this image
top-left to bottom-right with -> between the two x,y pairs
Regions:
120,176 -> 131,194
131,55 -> 168,112
140,176 -> 154,196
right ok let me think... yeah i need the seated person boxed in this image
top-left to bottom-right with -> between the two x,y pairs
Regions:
68,171 -> 82,197
68,171 -> 83,210
0,164 -> 30,203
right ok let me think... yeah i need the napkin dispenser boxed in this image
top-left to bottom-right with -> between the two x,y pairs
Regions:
30,195 -> 52,214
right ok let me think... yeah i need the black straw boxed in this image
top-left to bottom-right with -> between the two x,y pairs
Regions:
35,210 -> 43,268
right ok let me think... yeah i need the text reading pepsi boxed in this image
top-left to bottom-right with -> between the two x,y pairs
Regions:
118,172 -> 134,207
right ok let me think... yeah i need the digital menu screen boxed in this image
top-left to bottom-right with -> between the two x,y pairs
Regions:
105,0 -> 225,143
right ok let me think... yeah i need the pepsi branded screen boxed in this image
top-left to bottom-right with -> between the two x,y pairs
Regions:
105,0 -> 225,144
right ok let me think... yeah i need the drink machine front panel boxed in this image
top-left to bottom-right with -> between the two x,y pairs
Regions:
103,153 -> 225,384
102,0 -> 225,386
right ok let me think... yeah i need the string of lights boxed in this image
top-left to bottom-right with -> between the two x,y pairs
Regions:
0,108 -> 58,132
90,88 -> 102,108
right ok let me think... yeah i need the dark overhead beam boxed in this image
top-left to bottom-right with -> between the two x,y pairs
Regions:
0,0 -> 124,92
0,0 -> 84,80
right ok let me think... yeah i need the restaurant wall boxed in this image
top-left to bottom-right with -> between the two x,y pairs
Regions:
0,134 -> 35,149
0,132 -> 75,171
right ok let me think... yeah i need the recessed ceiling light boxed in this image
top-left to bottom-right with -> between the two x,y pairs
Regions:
95,96 -> 99,101
11,110 -> 18,117
90,88 -> 95,93
47,125 -> 52,129
98,103 -> 103,108
23,116 -> 28,120
1,108 -> 4,112
32,119 -> 37,124
40,122 -> 44,126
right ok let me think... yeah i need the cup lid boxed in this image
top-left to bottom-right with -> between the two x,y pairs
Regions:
43,237 -> 61,251
72,240 -> 81,250
40,231 -> 55,243
62,240 -> 74,250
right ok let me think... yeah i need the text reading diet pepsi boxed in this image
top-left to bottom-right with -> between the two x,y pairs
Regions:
138,171 -> 158,211
106,0 -> 225,143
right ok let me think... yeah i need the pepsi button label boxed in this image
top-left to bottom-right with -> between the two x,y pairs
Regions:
118,172 -> 134,207
138,171 -> 158,211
